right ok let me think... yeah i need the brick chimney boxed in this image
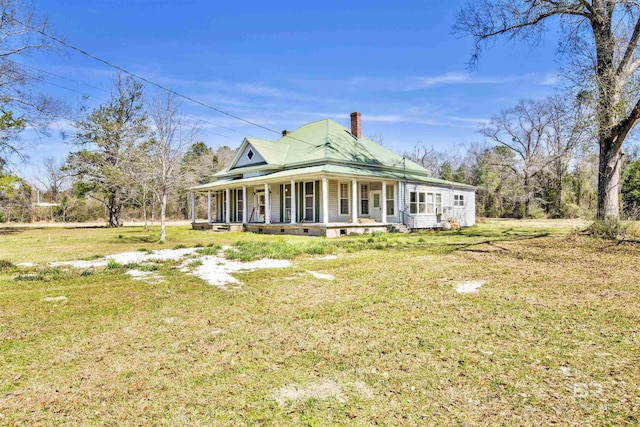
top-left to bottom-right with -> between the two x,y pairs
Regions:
282,130 -> 291,136
350,112 -> 361,139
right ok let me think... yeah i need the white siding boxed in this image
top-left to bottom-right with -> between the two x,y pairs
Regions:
235,144 -> 266,167
401,182 -> 476,228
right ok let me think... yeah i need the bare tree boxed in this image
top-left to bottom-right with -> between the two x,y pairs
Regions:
34,156 -> 67,203
455,1 -> 640,219
137,92 -> 195,242
481,98 -> 583,217
0,0 -> 63,165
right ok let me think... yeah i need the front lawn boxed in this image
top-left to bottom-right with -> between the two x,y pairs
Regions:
0,222 -> 638,425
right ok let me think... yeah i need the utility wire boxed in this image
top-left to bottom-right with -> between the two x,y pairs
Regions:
15,63 -> 248,143
8,14 -> 284,135
7,13 -> 324,149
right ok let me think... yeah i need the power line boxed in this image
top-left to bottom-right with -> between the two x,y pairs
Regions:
14,62 -> 249,143
7,13 -> 324,150
14,60 -> 110,94
7,14 -> 283,135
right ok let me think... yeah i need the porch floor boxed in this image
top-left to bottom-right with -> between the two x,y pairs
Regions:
191,221 -> 391,237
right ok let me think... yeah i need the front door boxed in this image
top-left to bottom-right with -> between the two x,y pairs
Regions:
255,192 -> 266,222
371,190 -> 382,221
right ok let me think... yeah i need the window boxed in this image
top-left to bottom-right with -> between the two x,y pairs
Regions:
373,192 -> 381,208
410,191 -> 418,214
410,191 -> 441,215
339,182 -> 350,215
360,184 -> 369,215
257,192 -> 265,216
284,184 -> 292,222
247,149 -> 254,160
304,181 -> 314,221
454,194 -> 465,207
426,192 -> 434,214
386,185 -> 395,216
236,189 -> 243,222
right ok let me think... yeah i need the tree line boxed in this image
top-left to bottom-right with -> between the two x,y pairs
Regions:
404,96 -> 640,219
1,73 -> 234,241
3,0 -> 640,227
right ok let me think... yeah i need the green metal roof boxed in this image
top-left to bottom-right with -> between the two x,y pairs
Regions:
245,137 -> 289,165
193,117 -> 474,191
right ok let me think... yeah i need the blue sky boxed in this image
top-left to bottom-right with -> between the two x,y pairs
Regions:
18,0 -> 560,179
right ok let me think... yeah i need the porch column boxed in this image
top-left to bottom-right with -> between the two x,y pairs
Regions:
225,188 -> 230,223
322,177 -> 329,225
207,191 -> 212,224
395,183 -> 399,217
242,186 -> 247,224
351,179 -> 358,224
381,182 -> 387,223
191,192 -> 196,223
290,180 -> 296,224
264,183 -> 271,224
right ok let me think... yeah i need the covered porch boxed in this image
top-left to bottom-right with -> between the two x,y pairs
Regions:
189,168 -> 401,237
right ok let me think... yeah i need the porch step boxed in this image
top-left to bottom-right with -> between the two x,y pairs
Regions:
212,224 -> 229,232
387,223 -> 411,234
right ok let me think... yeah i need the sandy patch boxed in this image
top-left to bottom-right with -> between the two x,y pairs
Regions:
274,380 -> 373,406
192,255 -> 291,290
16,262 -> 37,267
47,247 -> 291,290
455,280 -> 486,293
50,248 -> 198,269
42,296 -> 67,302
308,271 -> 335,280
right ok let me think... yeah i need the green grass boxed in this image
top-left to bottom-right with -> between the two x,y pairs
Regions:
0,221 -> 638,425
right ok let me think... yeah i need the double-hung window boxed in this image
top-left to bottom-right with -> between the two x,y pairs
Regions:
360,184 -> 369,215
304,182 -> 314,221
339,183 -> 350,215
386,185 -> 395,215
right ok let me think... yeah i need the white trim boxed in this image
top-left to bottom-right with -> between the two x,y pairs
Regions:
322,177 -> 329,225
264,183 -> 270,224
242,186 -> 247,224
290,180 -> 296,224
207,191 -> 212,224
351,180 -> 358,224
381,182 -> 387,223
225,188 -> 230,223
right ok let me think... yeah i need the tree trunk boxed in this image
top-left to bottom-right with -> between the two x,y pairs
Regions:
107,192 -> 120,227
160,192 -> 167,242
597,141 -> 623,219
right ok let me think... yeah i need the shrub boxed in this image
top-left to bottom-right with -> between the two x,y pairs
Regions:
106,259 -> 123,270
0,259 -> 15,271
589,218 -> 628,240
197,245 -> 221,256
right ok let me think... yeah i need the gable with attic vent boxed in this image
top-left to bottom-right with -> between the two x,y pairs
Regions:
235,144 -> 266,168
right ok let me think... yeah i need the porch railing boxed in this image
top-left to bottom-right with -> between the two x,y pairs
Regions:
399,209 -> 416,230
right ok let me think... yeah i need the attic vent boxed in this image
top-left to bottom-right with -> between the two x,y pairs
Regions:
247,149 -> 254,160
